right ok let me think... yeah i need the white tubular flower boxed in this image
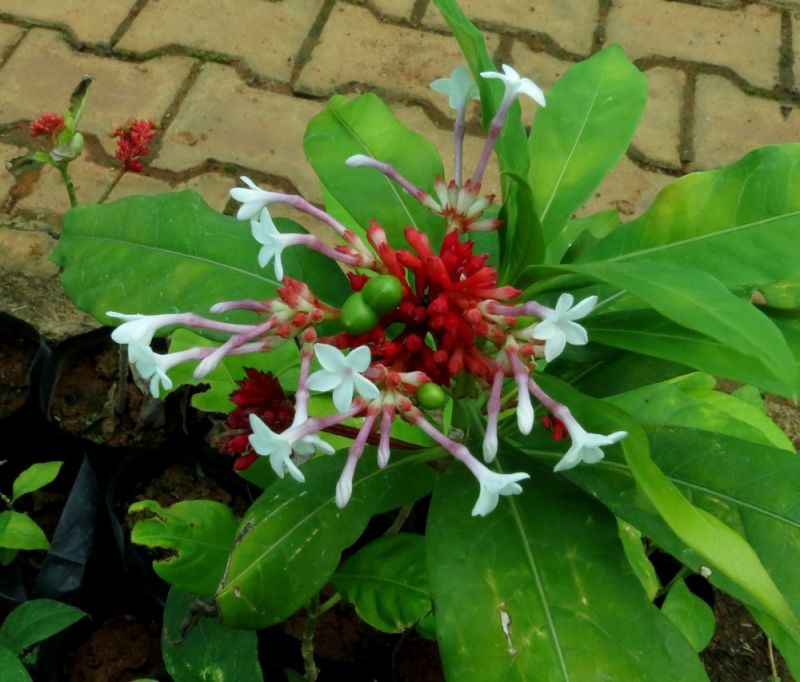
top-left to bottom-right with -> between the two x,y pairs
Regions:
472,469 -> 531,517
553,425 -> 627,473
248,414 -> 305,482
230,176 -> 283,221
307,344 -> 380,413
107,311 -> 179,346
127,341 -> 173,398
251,208 -> 288,280
430,64 -> 480,111
480,64 -> 546,107
529,293 -> 598,362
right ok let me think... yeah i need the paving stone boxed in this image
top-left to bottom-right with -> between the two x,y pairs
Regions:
577,155 -> 672,219
0,30 -> 193,157
117,0 -> 324,82
509,41 -> 572,124
0,1 -> 137,44
422,0 -> 597,55
633,67 -> 685,168
371,0 -> 417,21
0,22 -> 23,55
693,74 -> 800,170
156,63 -> 325,202
297,3 -> 501,107
0,228 -> 59,278
15,159 -> 111,220
763,0 -> 800,9
0,143 -> 23,205
606,0 -> 780,89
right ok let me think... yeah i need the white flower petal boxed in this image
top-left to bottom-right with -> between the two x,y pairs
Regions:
314,344 -> 346,372
561,321 -> 589,346
564,295 -> 598,321
352,372 -> 380,401
272,251 -> 285,281
554,293 -> 574,313
307,369 -> 342,393
332,379 -> 355,413
544,333 -> 567,363
347,345 -> 372,373
471,469 -> 530,517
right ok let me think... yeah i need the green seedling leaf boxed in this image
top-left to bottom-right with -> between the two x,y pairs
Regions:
333,533 -> 430,633
64,75 -> 93,136
162,588 -> 261,682
500,172 -> 545,284
0,512 -> 49,551
216,449 -> 438,629
755,272 -> 800,310
0,599 -> 85,655
304,93 -> 445,249
427,451 -> 706,681
0,648 -> 32,682
579,144 -> 800,287
530,45 -> 647,250
12,462 -> 63,504
618,519 -> 659,601
661,580 -> 716,653
129,499 -> 239,598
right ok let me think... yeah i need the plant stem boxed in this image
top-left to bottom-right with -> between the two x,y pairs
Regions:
58,165 -> 78,207
384,503 -> 413,536
767,637 -> 780,680
97,168 -> 125,204
302,594 -> 320,681
0,492 -> 12,509
318,593 -> 342,615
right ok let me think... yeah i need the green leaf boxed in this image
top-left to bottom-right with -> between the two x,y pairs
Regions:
587,310 -> 800,398
571,260 -> 798,396
661,580 -> 716,653
304,94 -> 445,249
607,373 -> 794,451
12,462 -> 63,505
618,519 -> 659,601
756,272 -> 800,310
499,172 -> 545,284
129,499 -> 239,598
167,329 -> 300,411
529,45 -> 647,248
333,533 -> 430,633
216,449 -> 438,629
0,599 -> 85,655
65,75 -> 93,135
0,512 -> 49,551
162,588 -> 262,682
427,452 -> 707,681
0,648 -> 32,682
555,209 -> 621,264
52,191 -> 349,325
578,144 -> 800,287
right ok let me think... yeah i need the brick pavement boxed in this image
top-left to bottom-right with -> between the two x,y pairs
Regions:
1,0 -> 799,337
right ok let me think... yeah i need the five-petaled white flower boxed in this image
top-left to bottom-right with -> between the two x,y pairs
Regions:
553,425 -> 627,473
251,208 -> 289,280
229,176 -> 283,221
430,64 -> 480,111
472,469 -> 531,517
528,293 -> 598,362
127,341 -> 174,398
480,64 -> 546,107
248,413 -> 306,482
307,344 -> 380,413
107,311 -> 178,347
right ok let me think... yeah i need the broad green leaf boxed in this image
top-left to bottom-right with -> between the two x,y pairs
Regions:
618,519 -> 659,601
0,599 -> 85,655
578,144 -> 800,287
216,449 -> 438,629
12,462 -> 63,504
500,172 -> 545,284
0,648 -> 31,682
587,310 -> 800,398
530,45 -> 647,247
607,373 -> 794,451
304,94 -> 444,249
661,579 -> 716,653
524,376 -> 800,644
556,208 -> 620,264
0,512 -> 49,551
129,499 -> 238,598
756,272 -> 800,310
167,329 -> 300,411
52,191 -> 349,325
162,588 -> 261,682
427,452 -> 707,681
571,260 -> 798,396
333,533 -> 430,633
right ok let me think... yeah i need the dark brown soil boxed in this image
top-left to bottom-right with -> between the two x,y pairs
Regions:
0,334 -> 37,417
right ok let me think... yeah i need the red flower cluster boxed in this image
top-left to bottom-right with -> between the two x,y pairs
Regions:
541,414 -> 568,441
332,223 -> 520,385
114,119 -> 158,173
29,112 -> 65,137
218,369 -> 295,470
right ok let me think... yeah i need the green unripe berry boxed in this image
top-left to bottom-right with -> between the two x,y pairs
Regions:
417,382 -> 448,410
340,293 -> 379,335
361,275 -> 403,315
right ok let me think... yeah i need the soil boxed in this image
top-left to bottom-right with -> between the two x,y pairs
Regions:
0,334 -> 38,417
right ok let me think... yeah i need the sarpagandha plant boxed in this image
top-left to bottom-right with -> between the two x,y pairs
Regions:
47,0 -> 800,679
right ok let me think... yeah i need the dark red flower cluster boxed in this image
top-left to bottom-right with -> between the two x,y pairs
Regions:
331,222 -> 520,385
218,369 -> 295,470
29,112 -> 65,137
114,119 -> 158,173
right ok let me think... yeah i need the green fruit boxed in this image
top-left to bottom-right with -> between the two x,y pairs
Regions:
362,275 -> 403,315
417,382 -> 448,410
341,293 -> 379,335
